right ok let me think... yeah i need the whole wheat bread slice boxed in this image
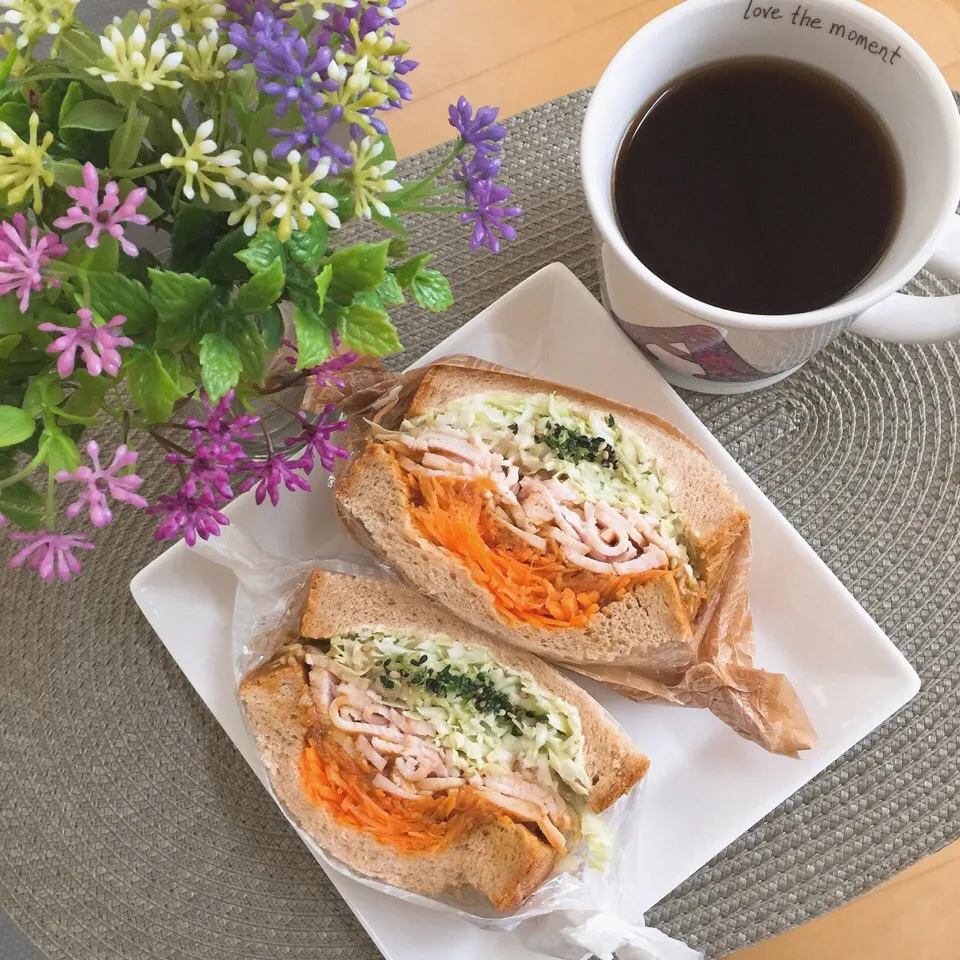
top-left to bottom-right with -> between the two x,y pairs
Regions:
335,365 -> 749,676
240,570 -> 649,911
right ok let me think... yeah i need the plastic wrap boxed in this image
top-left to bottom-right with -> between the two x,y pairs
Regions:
194,526 -> 701,960
303,354 -> 816,757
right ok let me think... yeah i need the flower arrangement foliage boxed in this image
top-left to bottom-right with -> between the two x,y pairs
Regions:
0,0 -> 521,580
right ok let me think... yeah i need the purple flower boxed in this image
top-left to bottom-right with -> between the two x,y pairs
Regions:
184,389 -> 260,459
223,0 -> 294,26
281,332 -> 359,388
149,490 -> 231,546
229,11 -> 335,114
9,531 -> 95,582
323,0 -> 404,38
448,97 -> 505,156
38,308 -> 133,378
284,405 -> 350,471
460,179 -> 522,255
238,452 -> 311,506
55,441 -> 148,528
0,213 -> 67,313
166,444 -> 237,500
53,162 -> 150,258
0,513 -> 5,526
271,107 -> 351,171
454,150 -> 501,186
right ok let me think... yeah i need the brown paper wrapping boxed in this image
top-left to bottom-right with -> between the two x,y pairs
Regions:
304,355 -> 817,757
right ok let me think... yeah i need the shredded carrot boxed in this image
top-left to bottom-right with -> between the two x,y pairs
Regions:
402,470 -> 666,630
300,741 -> 507,855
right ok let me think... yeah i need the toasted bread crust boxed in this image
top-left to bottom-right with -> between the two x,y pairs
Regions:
240,655 -> 555,911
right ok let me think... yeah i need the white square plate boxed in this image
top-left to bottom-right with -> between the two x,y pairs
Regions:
131,262 -> 920,960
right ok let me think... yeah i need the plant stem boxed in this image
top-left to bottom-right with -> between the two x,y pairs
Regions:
0,451 -> 45,492
216,87 -> 229,144
0,50 -> 19,86
404,204 -> 473,214
148,429 -> 192,459
108,162 -> 167,179
44,466 -> 56,528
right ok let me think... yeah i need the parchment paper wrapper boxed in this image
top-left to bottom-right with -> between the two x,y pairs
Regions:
304,355 -> 817,758
191,527 -> 702,960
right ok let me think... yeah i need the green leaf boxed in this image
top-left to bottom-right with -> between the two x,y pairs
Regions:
371,209 -> 407,235
38,425 -> 80,473
379,134 -> 397,163
328,241 -> 390,299
0,297 -> 35,334
293,303 -> 333,368
286,217 -> 329,267
61,98 -> 125,132
411,269 -> 454,313
0,480 -> 44,531
199,332 -> 243,402
88,273 -> 156,335
63,371 -> 110,418
23,375 -> 63,415
171,204 -> 229,273
234,257 -> 285,315
108,115 -> 149,170
0,334 -> 21,359
0,102 -> 29,139
246,104 -> 294,154
228,318 -> 268,385
0,405 -> 35,446
259,306 -> 283,352
124,348 -> 187,423
236,230 -> 284,274
394,252 -> 433,290
376,272 -> 406,307
88,234 -> 119,273
148,269 -> 213,322
201,229 -> 250,286
315,262 -> 332,306
58,81 -> 84,130
387,235 -> 410,260
338,299 -> 402,356
44,157 -> 85,188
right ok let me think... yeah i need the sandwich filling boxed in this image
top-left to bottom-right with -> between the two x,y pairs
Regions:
294,629 -> 610,865
376,392 -> 702,629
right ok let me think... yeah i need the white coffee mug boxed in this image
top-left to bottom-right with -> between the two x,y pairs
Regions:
581,0 -> 960,393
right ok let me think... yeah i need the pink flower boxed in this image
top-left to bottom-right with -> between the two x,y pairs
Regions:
38,307 -> 133,378
55,440 -> 148,528
53,162 -> 150,257
238,452 -> 311,506
148,490 -> 230,547
9,531 -> 95,583
0,213 -> 67,312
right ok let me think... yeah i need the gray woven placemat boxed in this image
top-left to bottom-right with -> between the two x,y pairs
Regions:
3,88 -> 960,960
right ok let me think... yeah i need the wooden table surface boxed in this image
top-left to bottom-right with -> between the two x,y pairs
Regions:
390,1 -> 960,956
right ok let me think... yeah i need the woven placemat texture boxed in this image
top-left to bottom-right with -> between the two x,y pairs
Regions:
3,88 -> 960,960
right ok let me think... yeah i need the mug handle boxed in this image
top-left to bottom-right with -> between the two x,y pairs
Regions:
850,214 -> 960,343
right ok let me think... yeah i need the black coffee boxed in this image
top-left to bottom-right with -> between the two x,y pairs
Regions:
612,58 -> 904,315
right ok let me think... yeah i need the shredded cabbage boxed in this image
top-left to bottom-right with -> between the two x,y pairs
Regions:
404,391 -> 692,569
329,628 -> 590,795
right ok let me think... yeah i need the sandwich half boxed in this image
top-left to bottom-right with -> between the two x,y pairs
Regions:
240,570 -> 649,911
335,365 -> 749,677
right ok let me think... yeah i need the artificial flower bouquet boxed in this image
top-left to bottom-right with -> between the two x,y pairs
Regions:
0,0 -> 520,582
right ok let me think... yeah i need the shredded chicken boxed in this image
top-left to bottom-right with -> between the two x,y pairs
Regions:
378,422 -> 698,605
303,651 -> 572,852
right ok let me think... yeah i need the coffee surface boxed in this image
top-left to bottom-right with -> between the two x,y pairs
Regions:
613,58 -> 904,315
